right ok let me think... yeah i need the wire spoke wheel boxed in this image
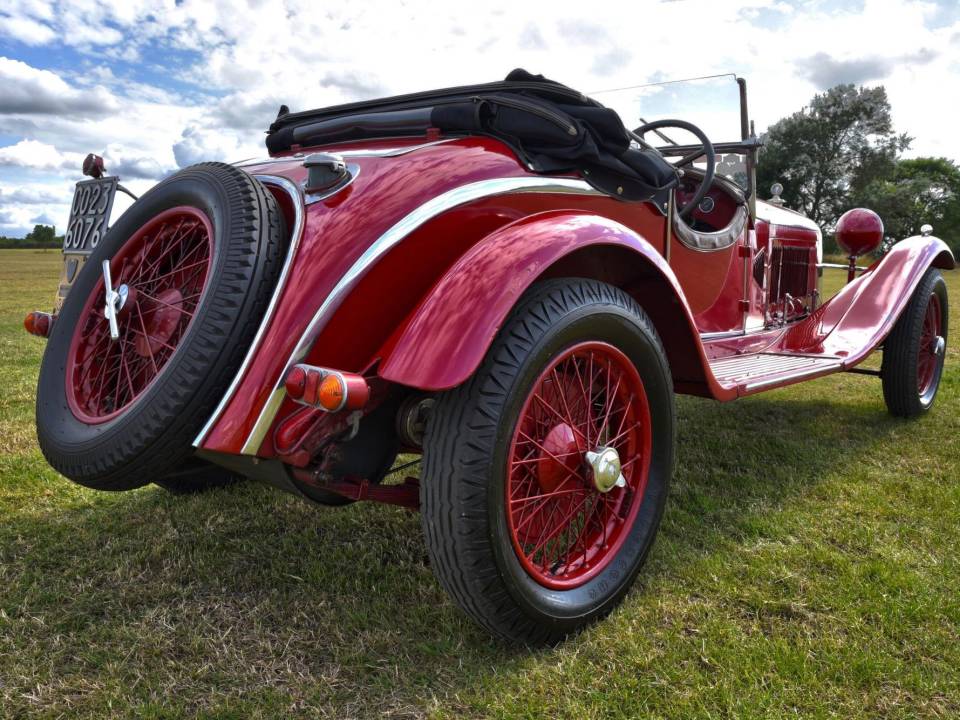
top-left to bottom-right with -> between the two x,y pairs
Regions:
421,279 -> 674,643
917,292 -> 943,397
882,268 -> 948,418
506,341 -> 652,589
66,206 -> 213,423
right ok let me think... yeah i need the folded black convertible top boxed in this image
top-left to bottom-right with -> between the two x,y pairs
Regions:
265,69 -> 677,201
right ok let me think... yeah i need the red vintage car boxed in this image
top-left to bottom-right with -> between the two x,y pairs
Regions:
26,71 -> 953,644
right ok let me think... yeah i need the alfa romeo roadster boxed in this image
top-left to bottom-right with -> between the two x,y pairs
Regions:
25,70 -> 953,643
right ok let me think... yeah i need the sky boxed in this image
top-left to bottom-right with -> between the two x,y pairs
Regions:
0,0 -> 958,237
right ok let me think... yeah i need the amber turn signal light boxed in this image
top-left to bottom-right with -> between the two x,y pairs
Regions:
24,311 -> 53,338
284,364 -> 370,412
317,374 -> 346,411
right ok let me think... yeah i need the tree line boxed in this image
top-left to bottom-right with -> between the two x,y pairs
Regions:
0,224 -> 61,249
757,83 -> 960,255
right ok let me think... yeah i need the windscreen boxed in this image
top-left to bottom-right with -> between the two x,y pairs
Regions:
589,74 -> 748,189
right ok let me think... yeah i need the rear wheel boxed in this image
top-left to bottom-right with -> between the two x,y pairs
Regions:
37,163 -> 284,490
882,269 -> 948,417
421,279 -> 674,644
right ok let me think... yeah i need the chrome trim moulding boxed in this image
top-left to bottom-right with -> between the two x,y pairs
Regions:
238,176 -> 601,454
232,139 -> 460,168
192,174 -> 305,448
699,330 -> 746,340
741,361 -> 841,392
673,204 -> 748,252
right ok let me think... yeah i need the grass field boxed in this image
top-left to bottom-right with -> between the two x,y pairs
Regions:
1,248 -> 958,719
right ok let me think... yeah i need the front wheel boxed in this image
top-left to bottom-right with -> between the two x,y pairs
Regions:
882,269 -> 949,417
421,279 -> 675,644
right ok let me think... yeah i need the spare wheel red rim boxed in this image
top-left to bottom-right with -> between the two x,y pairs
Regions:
65,206 -> 214,424
505,341 -> 653,590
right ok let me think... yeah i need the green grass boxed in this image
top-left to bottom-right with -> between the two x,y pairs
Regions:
1,248 -> 958,719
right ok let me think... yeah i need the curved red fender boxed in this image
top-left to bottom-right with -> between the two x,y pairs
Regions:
784,234 -> 955,362
379,210 -> 716,392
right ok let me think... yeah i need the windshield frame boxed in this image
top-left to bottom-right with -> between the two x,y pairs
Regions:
591,75 -> 760,218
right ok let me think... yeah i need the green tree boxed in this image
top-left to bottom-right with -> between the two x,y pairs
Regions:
757,84 -> 910,231
855,157 -> 960,254
24,224 -> 56,244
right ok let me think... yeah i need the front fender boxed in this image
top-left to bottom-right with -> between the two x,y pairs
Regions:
379,210 -> 708,390
785,234 -> 954,362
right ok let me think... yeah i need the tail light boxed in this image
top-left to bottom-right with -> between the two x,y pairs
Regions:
24,311 -> 53,338
284,364 -> 370,412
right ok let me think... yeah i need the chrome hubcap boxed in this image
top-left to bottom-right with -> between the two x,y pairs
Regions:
585,446 -> 626,493
934,335 -> 945,357
101,259 -> 130,341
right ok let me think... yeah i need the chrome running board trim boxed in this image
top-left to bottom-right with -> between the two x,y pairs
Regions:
709,352 -> 842,393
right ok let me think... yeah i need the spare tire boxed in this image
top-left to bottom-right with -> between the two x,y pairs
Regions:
36,163 -> 285,490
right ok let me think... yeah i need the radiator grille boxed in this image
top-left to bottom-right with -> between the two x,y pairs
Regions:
770,245 -> 813,302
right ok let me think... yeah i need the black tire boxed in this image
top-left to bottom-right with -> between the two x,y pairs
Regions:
37,163 -> 284,490
881,268 -> 949,417
421,279 -> 675,644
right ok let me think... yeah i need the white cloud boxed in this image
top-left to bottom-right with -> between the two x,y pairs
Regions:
0,180 -> 72,236
0,139 -> 84,171
101,144 -> 172,180
0,13 -> 55,45
173,124 -> 261,168
0,56 -> 118,116
0,184 -> 65,204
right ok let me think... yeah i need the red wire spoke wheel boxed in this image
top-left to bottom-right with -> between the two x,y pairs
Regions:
422,279 -> 674,644
882,268 -> 949,417
66,207 -> 213,423
36,163 -> 284,491
506,342 -> 651,589
917,292 -> 943,397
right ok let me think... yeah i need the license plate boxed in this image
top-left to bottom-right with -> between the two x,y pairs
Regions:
63,176 -> 118,254
56,177 -> 118,311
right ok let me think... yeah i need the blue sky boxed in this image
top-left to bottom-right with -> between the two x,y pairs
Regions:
1,0 -> 958,236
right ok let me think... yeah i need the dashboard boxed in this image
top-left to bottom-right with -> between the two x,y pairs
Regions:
676,175 -> 744,233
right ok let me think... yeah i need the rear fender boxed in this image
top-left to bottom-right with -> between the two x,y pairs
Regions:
784,234 -> 954,362
379,210 -> 715,393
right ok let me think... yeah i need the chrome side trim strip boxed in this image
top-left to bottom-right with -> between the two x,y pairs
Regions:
232,139 -> 460,168
699,330 -> 746,340
241,388 -> 286,453
192,174 -> 305,447
339,139 -> 459,157
238,175 -> 600,454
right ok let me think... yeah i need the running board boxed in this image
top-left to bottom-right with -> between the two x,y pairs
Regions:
709,352 -> 843,396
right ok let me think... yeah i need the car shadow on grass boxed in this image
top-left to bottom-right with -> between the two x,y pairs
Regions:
0,387 -> 922,716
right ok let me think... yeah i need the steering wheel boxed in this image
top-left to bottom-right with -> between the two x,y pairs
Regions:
633,119 -> 715,220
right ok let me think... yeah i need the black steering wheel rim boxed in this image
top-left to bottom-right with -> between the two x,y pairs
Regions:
633,119 -> 715,220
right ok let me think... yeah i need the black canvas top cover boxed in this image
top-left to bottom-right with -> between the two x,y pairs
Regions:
265,69 -> 678,201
